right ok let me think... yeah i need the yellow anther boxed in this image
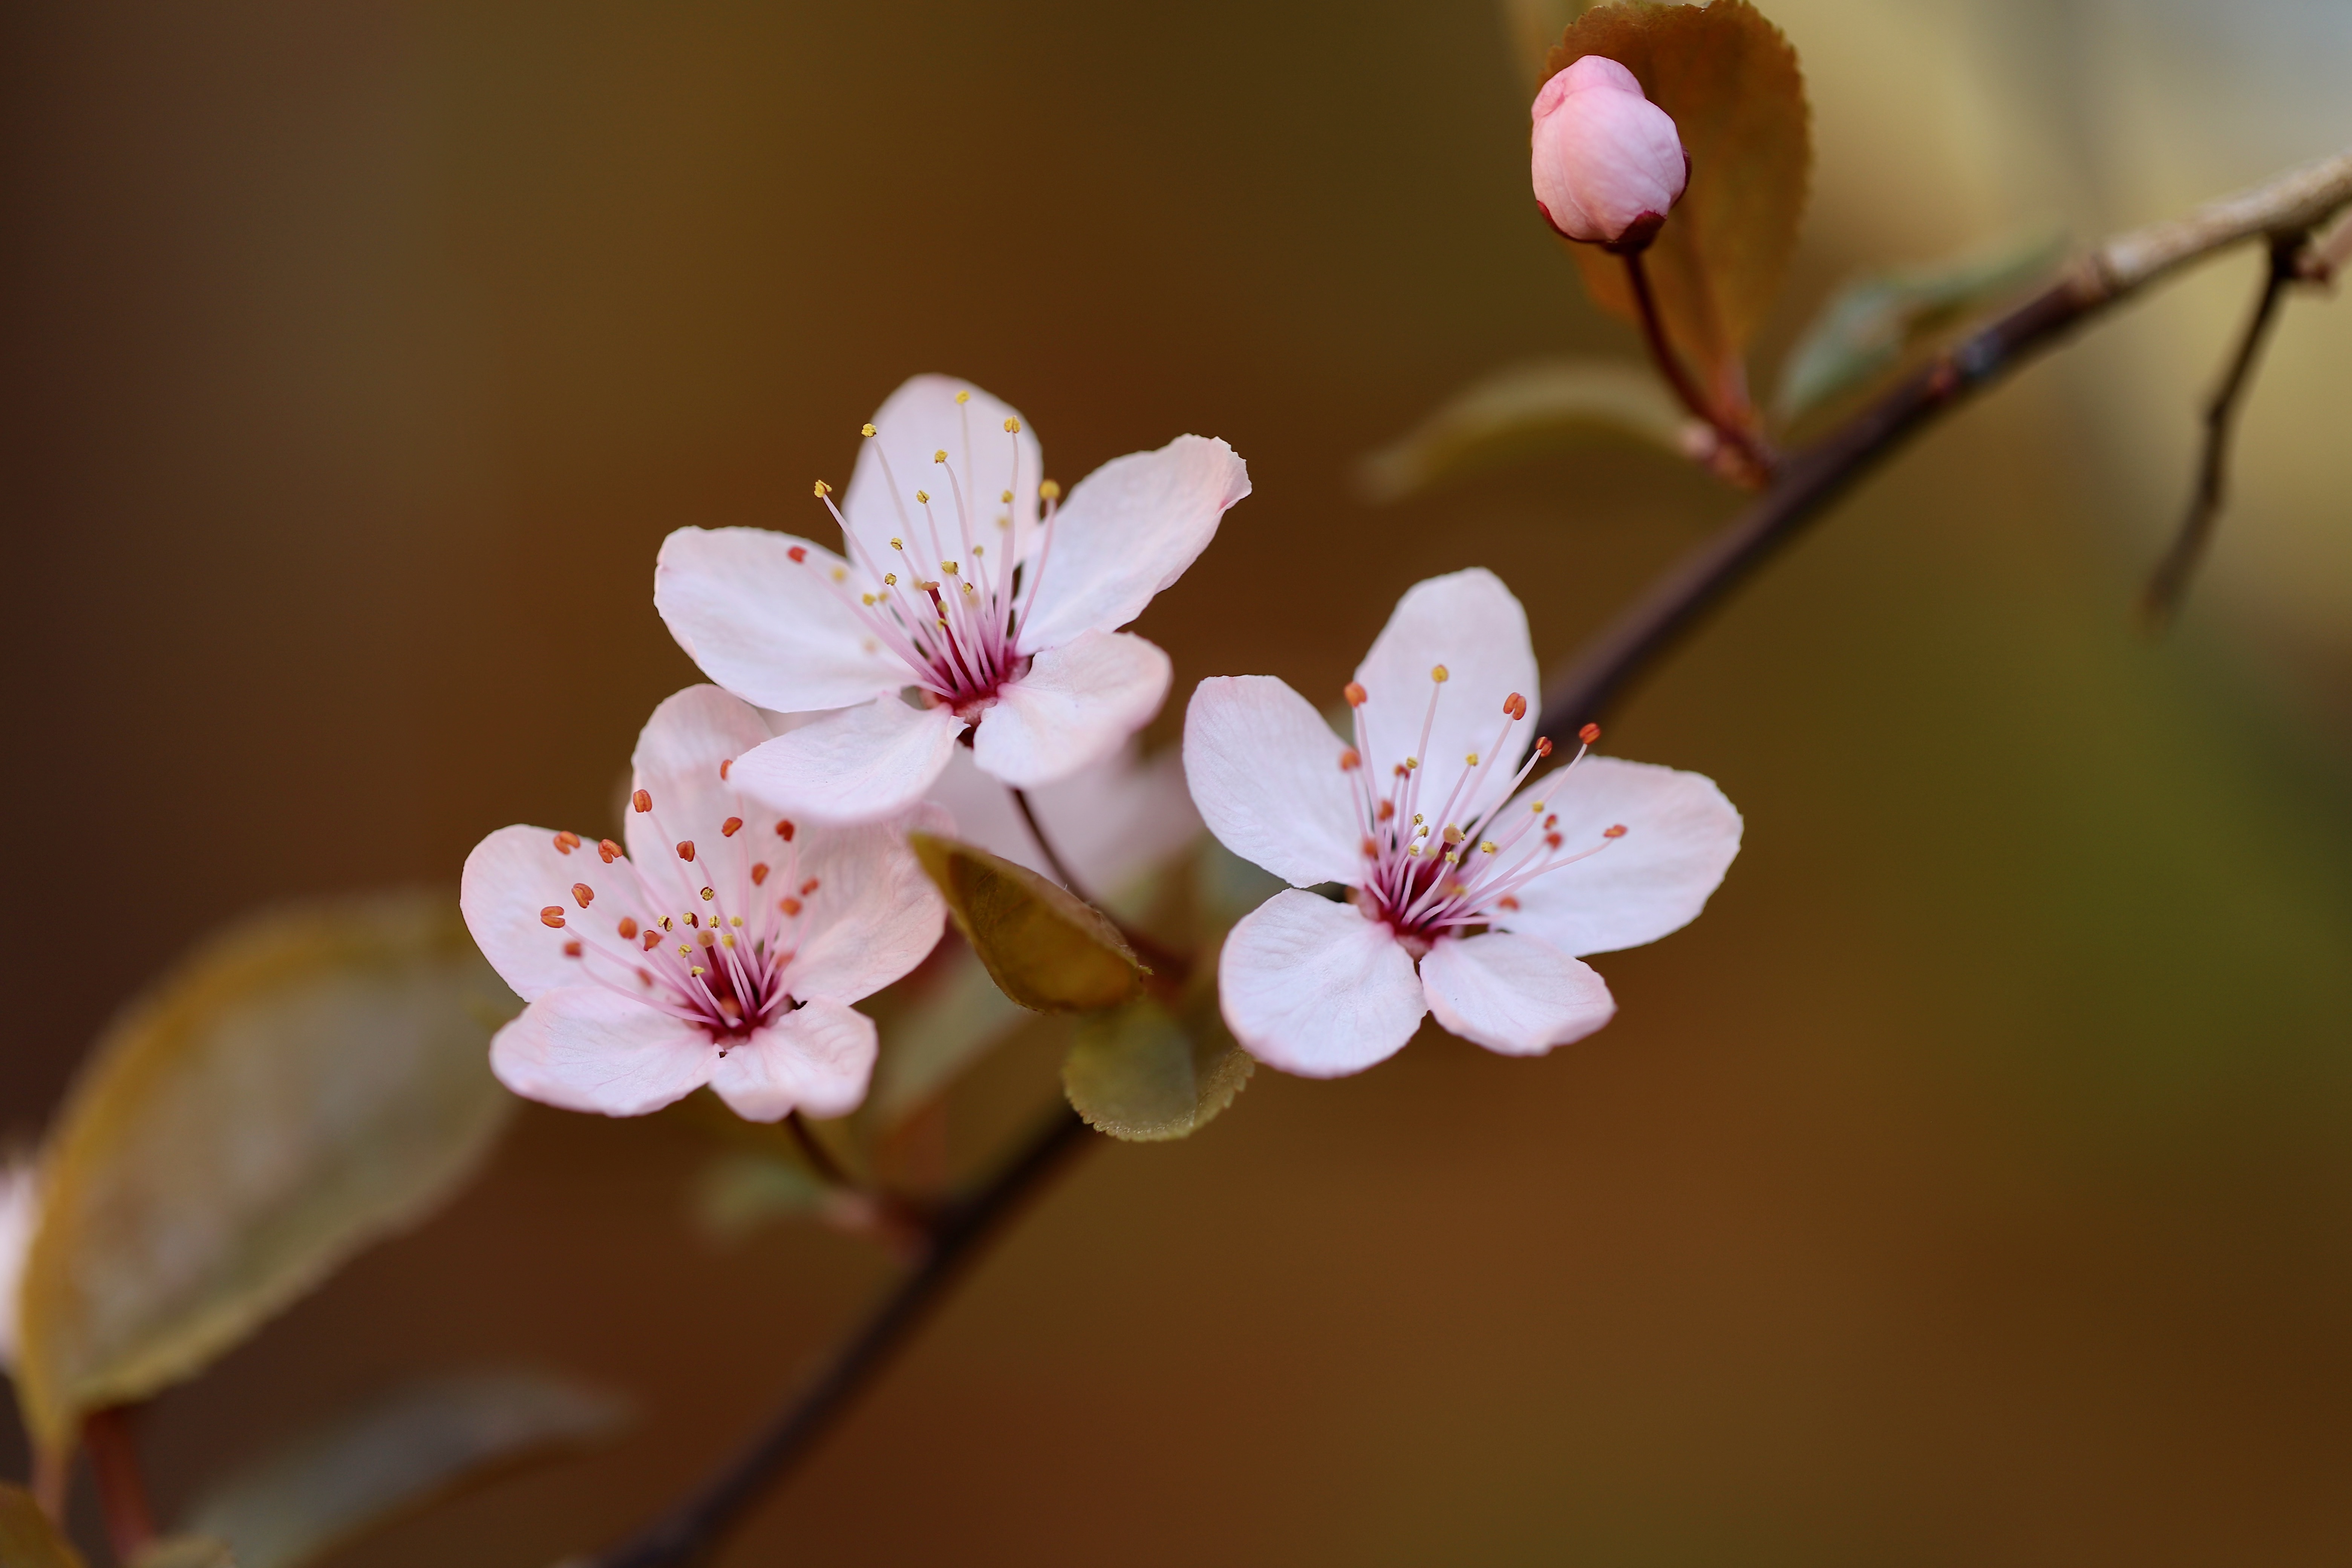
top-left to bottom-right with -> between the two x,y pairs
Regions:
955,390 -> 970,404
1530,800 -> 1546,813
890,537 -> 904,550
1431,664 -> 1450,683
812,479 -> 831,498
660,916 -> 673,931
690,965 -> 706,976
1000,489 -> 1013,503
1408,844 -> 1424,857
1479,839 -> 1499,854
972,544 -> 985,556
1040,479 -> 1061,499
884,572 -> 897,586
961,581 -> 975,595
942,561 -> 959,576
933,449 -> 947,462
729,916 -> 743,926
677,944 -> 691,957
1465,752 -> 1479,766
700,886 -> 715,901
831,566 -> 846,582
861,422 -> 877,437
936,618 -> 949,629
995,515 -> 1010,529
1443,851 -> 1460,865
1406,757 -> 1420,770
862,593 -> 877,606
1412,813 -> 1425,825
721,933 -> 736,948
914,489 -> 929,504
1003,417 -> 1021,433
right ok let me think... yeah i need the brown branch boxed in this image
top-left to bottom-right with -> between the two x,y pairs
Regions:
1622,250 -> 1775,482
2139,236 -> 2301,628
584,143 -> 2352,1568
1536,144 -> 2352,739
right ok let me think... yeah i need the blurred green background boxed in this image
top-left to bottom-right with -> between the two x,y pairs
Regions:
4,0 -> 2350,1562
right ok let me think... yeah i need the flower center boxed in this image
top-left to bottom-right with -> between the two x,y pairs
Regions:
537,781 -> 822,1049
794,396 -> 1062,719
1338,670 -> 1623,943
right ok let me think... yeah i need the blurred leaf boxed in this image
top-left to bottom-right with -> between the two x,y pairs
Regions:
1552,0 -> 1811,410
909,833 -> 1142,1013
1063,999 -> 1253,1142
15,893 -> 518,1449
185,1370 -> 625,1568
129,1539 -> 236,1568
1773,233 -> 2064,422
0,1484 -> 85,1568
1359,358 -> 1696,502
690,1148 -> 828,1241
866,945 -> 1032,1127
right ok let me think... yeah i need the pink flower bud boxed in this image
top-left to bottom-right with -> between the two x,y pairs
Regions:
1529,56 -> 1689,253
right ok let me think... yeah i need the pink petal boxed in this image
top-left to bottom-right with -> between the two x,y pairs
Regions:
840,376 -> 1042,579
779,806 -> 950,1004
655,527 -> 906,714
1498,756 -> 1742,956
927,742 -> 1200,895
1217,890 -> 1426,1077
489,985 -> 717,1116
1182,675 -> 1362,888
1014,435 -> 1251,654
1418,931 -> 1615,1057
708,999 -> 878,1121
462,823 -> 606,1003
970,629 -> 1171,788
728,696 -> 964,824
1353,569 -> 1540,827
623,684 -> 777,868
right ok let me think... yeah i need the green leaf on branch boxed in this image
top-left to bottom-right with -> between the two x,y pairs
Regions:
128,1539 -> 237,1568
909,833 -> 1144,1013
1358,358 -> 1697,502
184,1369 -> 626,1568
1773,233 -> 2064,423
1550,0 -> 1811,411
1063,999 -> 1253,1142
0,1485 -> 86,1568
15,893 -> 518,1450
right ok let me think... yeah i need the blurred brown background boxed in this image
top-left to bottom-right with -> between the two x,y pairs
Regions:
5,0 -> 2350,1562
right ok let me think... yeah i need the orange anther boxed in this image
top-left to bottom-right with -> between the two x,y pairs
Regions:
1504,692 -> 1527,720
1344,681 -> 1367,707
555,830 -> 582,854
676,840 -> 695,861
1578,722 -> 1601,745
641,929 -> 662,951
635,967 -> 653,985
1534,737 -> 1554,758
539,906 -> 566,928
750,863 -> 770,886
1338,748 -> 1361,771
571,883 -> 594,908
787,545 -> 807,563
1603,823 -> 1627,839
632,789 -> 652,814
719,758 -> 732,780
1497,895 -> 1521,911
721,816 -> 743,837
617,917 -> 639,939
1361,836 -> 1378,856
598,839 -> 621,863
563,940 -> 582,957
780,896 -> 803,917
775,819 -> 796,841
1544,832 -> 1563,850
799,878 -> 820,896
1376,800 -> 1395,821
1544,814 -> 1558,830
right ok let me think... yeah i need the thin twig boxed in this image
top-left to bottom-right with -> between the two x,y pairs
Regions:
83,1406 -> 156,1563
1536,144 -> 2352,740
581,1104 -> 1094,1568
1010,786 -> 1194,989
2140,236 -> 2300,627
784,1109 -> 855,1190
1009,786 -> 1088,897
1622,250 -> 1775,482
587,142 -> 2352,1568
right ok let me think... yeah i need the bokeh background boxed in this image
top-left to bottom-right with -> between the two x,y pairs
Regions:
6,0 -> 2351,1562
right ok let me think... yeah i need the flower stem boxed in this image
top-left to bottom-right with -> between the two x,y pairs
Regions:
1009,786 -> 1089,898
1621,248 -> 1775,482
84,1406 -> 156,1563
1009,786 -> 1192,988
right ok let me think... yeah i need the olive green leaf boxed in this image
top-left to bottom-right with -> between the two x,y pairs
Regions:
183,1369 -> 624,1568
1550,0 -> 1811,414
15,892 -> 518,1449
1063,999 -> 1254,1142
908,833 -> 1143,1013
128,1539 -> 236,1568
0,1484 -> 86,1568
1773,233 -> 2064,423
1359,358 -> 1698,502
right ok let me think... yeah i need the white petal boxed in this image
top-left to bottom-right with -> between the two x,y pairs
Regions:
779,808 -> 949,1003
655,527 -> 907,714
1353,568 -> 1540,828
840,376 -> 1043,580
461,824 -> 609,1002
708,999 -> 879,1121
489,985 -> 716,1116
1181,675 -> 1361,888
1498,756 -> 1742,956
623,684 -> 778,868
928,741 -> 1200,895
1217,890 -> 1425,1077
1418,932 -> 1615,1056
1014,435 -> 1251,653
970,630 -> 1170,788
728,697 -> 965,824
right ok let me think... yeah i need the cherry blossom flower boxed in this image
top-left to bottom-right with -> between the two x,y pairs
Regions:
1530,55 -> 1689,253
1183,568 -> 1741,1077
0,1157 -> 36,1370
924,740 -> 1200,899
655,375 -> 1250,824
461,685 -> 946,1120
